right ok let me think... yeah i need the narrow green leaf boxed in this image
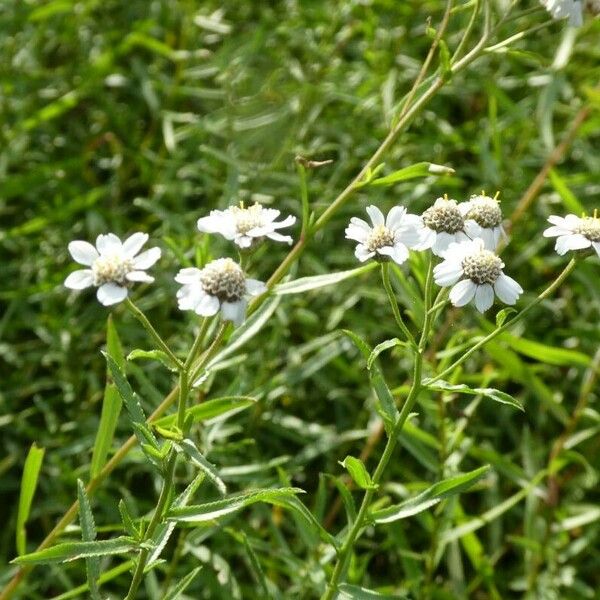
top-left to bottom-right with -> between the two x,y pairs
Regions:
127,349 -> 179,372
106,315 -> 126,371
495,307 -> 516,328
340,456 -> 376,490
498,332 -> 591,367
368,162 -> 454,186
338,583 -> 407,599
175,439 -> 227,495
164,566 -> 202,600
12,537 -> 137,565
155,396 -> 256,428
439,40 -> 452,78
16,443 -> 45,555
368,338 -> 405,370
239,532 -> 270,596
423,379 -> 524,411
90,384 -> 122,479
324,474 -> 357,524
118,500 -> 140,540
273,264 -> 377,296
371,466 -> 490,524
77,480 -> 100,600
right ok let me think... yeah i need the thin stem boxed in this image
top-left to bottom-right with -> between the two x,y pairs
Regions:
297,162 -> 310,239
431,258 -> 578,384
125,298 -> 184,371
185,318 -> 211,370
380,263 -> 417,348
451,0 -> 480,62
419,258 -> 434,352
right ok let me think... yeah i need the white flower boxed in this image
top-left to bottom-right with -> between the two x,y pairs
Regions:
345,205 -> 424,265
418,197 -> 470,256
543,213 -> 600,257
540,0 -> 583,26
433,238 -> 523,313
64,233 -> 161,306
175,258 -> 266,326
197,202 -> 296,248
459,194 -> 506,251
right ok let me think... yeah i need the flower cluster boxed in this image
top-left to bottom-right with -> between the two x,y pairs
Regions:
64,202 -> 295,325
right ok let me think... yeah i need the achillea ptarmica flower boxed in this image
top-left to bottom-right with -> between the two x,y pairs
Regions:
64,233 -> 161,306
540,0 -> 583,25
345,205 -> 425,265
434,238 -> 523,313
197,202 -> 296,248
418,197 -> 470,256
543,213 -> 600,257
460,194 -> 506,251
175,258 -> 266,326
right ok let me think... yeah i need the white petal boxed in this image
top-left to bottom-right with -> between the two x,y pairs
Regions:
432,232 -> 455,256
96,233 -> 122,254
385,206 -> 406,229
272,215 -> 296,229
474,284 -> 494,313
68,241 -> 99,266
197,212 -> 227,233
449,279 -> 477,307
126,271 -> 154,283
175,268 -> 202,284
543,225 -> 571,238
246,278 -> 267,296
64,269 -> 94,289
547,215 -> 569,227
235,235 -> 254,248
177,284 -> 203,310
555,234 -> 591,255
355,244 -> 375,262
563,214 -> 581,228
194,293 -> 220,317
414,227 -> 436,251
349,217 -> 372,232
345,223 -> 369,243
96,283 -> 128,306
378,243 -> 409,265
266,231 -> 293,244
433,260 -> 464,287
122,232 -> 149,257
494,273 -> 523,305
221,299 -> 247,326
133,247 -> 161,269
593,242 -> 600,258
366,205 -> 384,226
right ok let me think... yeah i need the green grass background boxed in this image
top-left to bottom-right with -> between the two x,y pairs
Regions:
1,1 -> 600,598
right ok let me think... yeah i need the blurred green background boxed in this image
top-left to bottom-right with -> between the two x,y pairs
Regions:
1,1 -> 600,598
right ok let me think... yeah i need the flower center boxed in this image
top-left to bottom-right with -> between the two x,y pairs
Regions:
422,200 -> 464,233
575,216 -> 600,242
461,250 -> 503,285
231,204 -> 264,235
466,196 -> 502,228
200,258 -> 246,302
365,225 -> 395,252
92,254 -> 133,286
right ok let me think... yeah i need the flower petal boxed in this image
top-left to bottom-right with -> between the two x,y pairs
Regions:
449,279 -> 477,307
494,273 -> 523,305
385,206 -> 406,229
221,299 -> 247,326
96,283 -> 128,306
133,247 -> 161,269
433,260 -> 464,287
122,232 -> 149,257
64,269 -> 94,289
474,283 -> 494,313
126,270 -> 154,283
266,231 -> 293,244
366,205 -> 384,226
96,233 -> 122,254
593,242 -> 600,258
193,293 -> 220,317
68,241 -> 99,266
555,233 -> 590,255
349,217 -> 372,232
355,244 -> 375,262
271,215 -> 296,229
378,243 -> 409,265
345,223 -> 369,243
175,268 -> 202,284
246,278 -> 267,296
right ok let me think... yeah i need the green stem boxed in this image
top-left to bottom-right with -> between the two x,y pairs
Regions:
125,298 -> 184,371
431,258 -> 578,384
380,263 -> 417,348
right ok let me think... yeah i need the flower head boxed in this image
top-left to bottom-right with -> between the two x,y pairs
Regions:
540,0 -> 583,26
460,194 -> 505,251
175,258 -> 266,326
345,205 -> 424,265
197,202 -> 296,248
418,197 -> 470,256
543,213 -> 600,257
64,233 -> 161,306
433,238 -> 523,313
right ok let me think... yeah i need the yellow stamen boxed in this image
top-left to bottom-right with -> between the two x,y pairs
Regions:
493,190 -> 501,201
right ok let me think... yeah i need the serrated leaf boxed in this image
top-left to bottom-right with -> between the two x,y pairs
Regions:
175,439 -> 227,495
340,456 -> 376,490
423,379 -> 524,411
118,500 -> 140,540
127,349 -> 179,372
77,480 -> 100,600
16,443 -> 45,555
371,466 -> 490,524
90,384 -> 122,479
273,263 -> 376,296
164,566 -> 202,600
12,537 -> 137,565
